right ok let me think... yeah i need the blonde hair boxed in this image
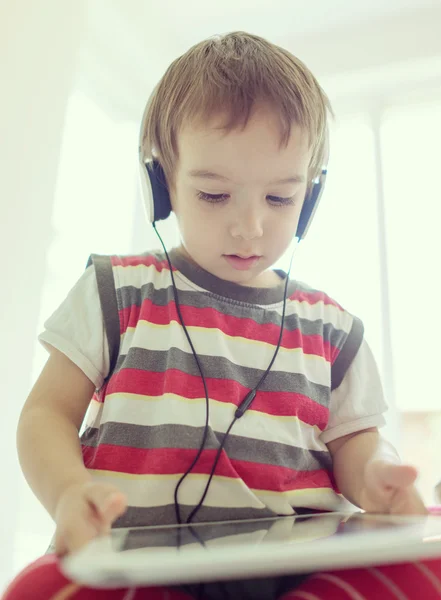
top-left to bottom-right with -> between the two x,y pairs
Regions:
142,31 -> 332,188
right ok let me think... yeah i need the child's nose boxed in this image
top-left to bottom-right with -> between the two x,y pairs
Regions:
230,208 -> 264,240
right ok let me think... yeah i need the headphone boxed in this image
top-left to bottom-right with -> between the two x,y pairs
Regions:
138,151 -> 327,241
138,110 -> 328,525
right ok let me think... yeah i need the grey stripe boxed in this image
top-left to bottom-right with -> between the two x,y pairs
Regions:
113,503 -> 278,528
90,255 -> 120,377
114,348 -> 330,407
116,283 -> 349,348
81,423 -> 332,473
331,316 -> 364,391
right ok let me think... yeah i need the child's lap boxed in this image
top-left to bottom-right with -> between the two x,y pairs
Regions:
1,554 -> 306,600
4,554 -> 441,600
1,554 -> 191,600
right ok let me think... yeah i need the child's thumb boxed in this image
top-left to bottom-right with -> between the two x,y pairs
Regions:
379,463 -> 418,489
86,486 -> 128,524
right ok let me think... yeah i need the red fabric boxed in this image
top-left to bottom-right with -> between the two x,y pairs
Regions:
279,558 -> 441,599
81,444 -> 332,493
119,299 -> 335,362
2,554 -> 192,600
102,367 -> 329,426
4,554 -> 441,600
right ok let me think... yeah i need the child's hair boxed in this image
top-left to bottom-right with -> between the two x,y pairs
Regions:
142,31 -> 332,189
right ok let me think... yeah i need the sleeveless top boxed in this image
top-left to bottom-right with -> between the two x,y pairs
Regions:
80,248 -> 364,527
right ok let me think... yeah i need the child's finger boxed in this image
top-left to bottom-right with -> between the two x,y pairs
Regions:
390,487 -> 428,515
100,492 -> 127,522
85,485 -> 127,524
378,463 -> 418,490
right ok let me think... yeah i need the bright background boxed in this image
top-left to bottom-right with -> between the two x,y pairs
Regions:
1,0 -> 441,590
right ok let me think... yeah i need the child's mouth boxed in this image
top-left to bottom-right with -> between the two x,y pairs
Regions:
224,254 -> 261,271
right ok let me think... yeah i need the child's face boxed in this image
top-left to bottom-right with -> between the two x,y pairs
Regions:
171,107 -> 311,287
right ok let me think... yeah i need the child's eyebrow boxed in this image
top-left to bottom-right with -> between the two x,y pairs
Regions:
187,169 -> 305,184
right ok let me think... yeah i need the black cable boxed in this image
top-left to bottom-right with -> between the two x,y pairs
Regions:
153,222 -> 297,527
187,245 -> 295,524
153,223 -> 212,525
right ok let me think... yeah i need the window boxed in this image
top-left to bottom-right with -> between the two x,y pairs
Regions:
381,99 -> 441,414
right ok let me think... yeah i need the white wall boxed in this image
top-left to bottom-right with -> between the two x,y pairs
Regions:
0,0 -> 86,586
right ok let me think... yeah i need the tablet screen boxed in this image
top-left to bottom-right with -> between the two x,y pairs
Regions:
110,511 -> 439,554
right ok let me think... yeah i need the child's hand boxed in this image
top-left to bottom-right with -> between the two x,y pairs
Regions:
359,459 -> 427,515
54,481 -> 127,555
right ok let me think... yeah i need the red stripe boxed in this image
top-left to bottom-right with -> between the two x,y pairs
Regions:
111,254 -> 175,270
288,289 -> 344,310
82,445 -> 333,493
118,299 -> 337,362
106,368 -> 329,428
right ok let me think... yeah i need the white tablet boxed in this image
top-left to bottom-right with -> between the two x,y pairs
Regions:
61,511 -> 441,589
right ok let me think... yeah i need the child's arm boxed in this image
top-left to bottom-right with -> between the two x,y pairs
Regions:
327,428 -> 427,514
17,348 -> 95,517
17,348 -> 126,553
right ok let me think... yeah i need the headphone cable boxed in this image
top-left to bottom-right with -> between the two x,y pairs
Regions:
153,222 -> 297,525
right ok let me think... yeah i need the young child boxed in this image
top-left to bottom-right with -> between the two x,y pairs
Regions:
4,31 -> 441,600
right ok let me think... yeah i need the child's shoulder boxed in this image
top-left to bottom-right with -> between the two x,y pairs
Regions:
289,278 -> 346,311
288,277 -> 358,329
88,248 -> 170,284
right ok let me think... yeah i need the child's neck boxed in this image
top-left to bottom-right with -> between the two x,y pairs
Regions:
175,246 -> 284,289
240,269 -> 283,289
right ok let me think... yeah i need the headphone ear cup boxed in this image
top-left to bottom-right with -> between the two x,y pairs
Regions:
139,159 -> 172,223
295,169 -> 327,240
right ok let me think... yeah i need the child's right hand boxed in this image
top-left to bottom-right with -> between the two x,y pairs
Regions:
54,481 -> 128,555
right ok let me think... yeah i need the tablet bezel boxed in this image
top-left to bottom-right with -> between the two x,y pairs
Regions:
61,511 -> 441,589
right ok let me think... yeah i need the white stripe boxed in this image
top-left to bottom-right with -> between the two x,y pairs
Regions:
113,263 -> 353,333
414,562 -> 441,595
368,567 -> 409,600
114,263 -> 203,294
120,321 -> 330,386
90,394 -> 327,452
89,470 -> 340,514
311,573 -> 367,600
90,470 -> 266,510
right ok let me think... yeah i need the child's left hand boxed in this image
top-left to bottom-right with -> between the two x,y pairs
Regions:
359,459 -> 428,515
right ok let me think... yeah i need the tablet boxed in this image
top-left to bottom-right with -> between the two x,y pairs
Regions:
61,511 -> 441,589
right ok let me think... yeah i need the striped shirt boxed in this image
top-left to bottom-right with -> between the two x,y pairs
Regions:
39,248 -> 387,527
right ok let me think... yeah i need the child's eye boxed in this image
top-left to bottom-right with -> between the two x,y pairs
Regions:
197,191 -> 229,203
267,195 -> 296,207
196,191 -> 295,206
